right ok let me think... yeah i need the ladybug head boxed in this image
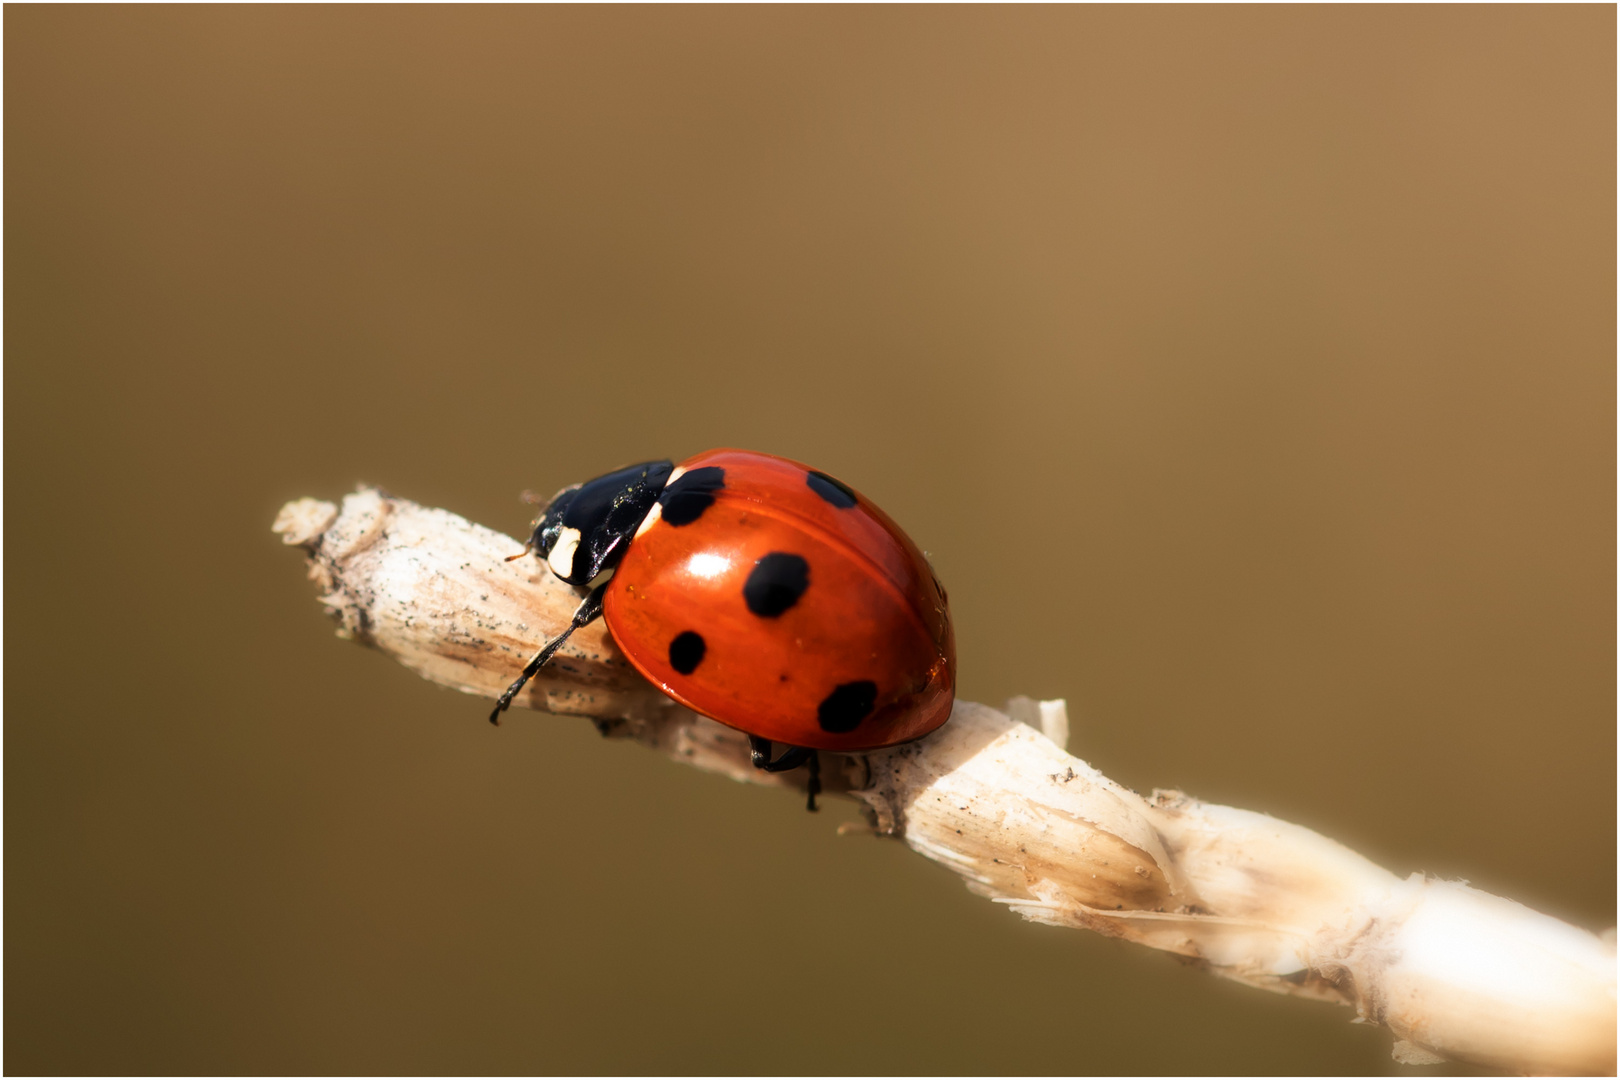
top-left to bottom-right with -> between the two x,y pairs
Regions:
526,460 -> 673,586
530,484 -> 582,571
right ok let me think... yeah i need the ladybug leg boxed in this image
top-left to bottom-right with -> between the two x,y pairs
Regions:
805,749 -> 821,813
747,736 -> 822,813
747,735 -> 810,771
488,582 -> 607,725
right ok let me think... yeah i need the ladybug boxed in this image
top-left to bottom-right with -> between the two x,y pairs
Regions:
488,449 -> 956,810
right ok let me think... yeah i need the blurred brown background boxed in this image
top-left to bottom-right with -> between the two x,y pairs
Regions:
6,6 -> 1613,1075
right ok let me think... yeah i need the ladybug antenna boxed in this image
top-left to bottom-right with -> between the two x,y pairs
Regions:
504,539 -> 534,563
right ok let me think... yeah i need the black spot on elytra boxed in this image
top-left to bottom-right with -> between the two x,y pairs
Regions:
743,553 -> 810,617
818,680 -> 877,733
806,470 -> 857,509
668,631 -> 706,675
659,466 -> 726,526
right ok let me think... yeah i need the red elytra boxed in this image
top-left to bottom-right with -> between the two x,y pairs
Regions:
603,449 -> 956,752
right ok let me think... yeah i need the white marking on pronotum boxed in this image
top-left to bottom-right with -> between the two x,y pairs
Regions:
633,465 -> 685,539
547,526 -> 582,578
633,501 -> 662,539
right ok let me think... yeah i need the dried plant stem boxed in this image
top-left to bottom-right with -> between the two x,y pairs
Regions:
274,487 -> 1615,1075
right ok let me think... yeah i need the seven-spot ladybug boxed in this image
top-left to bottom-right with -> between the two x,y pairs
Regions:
489,449 -> 957,810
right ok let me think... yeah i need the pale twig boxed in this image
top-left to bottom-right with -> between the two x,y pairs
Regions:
273,487 -> 1616,1075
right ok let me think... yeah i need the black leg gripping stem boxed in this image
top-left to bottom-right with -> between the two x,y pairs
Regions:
489,583 -> 608,725
749,736 -> 822,812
